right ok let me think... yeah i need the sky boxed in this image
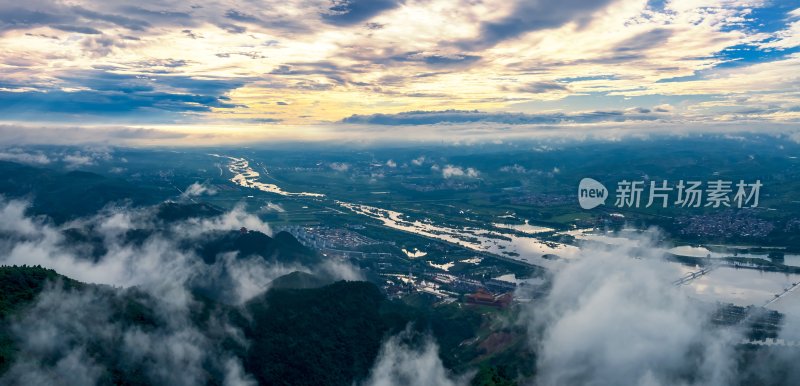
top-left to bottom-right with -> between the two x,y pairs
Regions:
1,0 -> 800,144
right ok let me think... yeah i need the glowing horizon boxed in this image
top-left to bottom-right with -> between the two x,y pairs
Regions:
1,0 -> 800,143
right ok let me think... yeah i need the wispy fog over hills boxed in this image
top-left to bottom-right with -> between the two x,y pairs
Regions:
0,137 -> 799,385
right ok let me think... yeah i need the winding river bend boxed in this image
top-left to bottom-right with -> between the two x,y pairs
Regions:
213,154 -> 576,269
211,154 -> 324,197
215,155 -> 800,311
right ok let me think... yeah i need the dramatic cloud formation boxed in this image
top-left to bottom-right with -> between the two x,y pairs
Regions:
0,0 -> 798,133
0,196 -> 359,302
0,195 -> 365,384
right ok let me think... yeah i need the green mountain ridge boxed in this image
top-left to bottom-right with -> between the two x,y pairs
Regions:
0,161 -> 162,223
0,265 -> 521,385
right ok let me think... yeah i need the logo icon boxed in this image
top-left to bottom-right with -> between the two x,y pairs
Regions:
578,178 -> 607,209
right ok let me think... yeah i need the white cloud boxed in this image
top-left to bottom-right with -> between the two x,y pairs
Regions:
259,202 -> 286,213
520,230 -> 740,386
223,357 -> 257,386
181,182 -> 218,199
0,345 -> 104,386
442,165 -> 479,178
0,196 -> 364,385
0,197 -> 43,236
0,282 -> 225,386
362,330 -> 471,386
0,149 -> 51,165
62,153 -> 95,168
172,204 -> 272,238
0,198 -> 359,304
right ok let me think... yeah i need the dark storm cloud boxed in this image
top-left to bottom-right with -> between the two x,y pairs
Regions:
458,0 -> 617,50
322,0 -> 401,26
341,108 -> 665,125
